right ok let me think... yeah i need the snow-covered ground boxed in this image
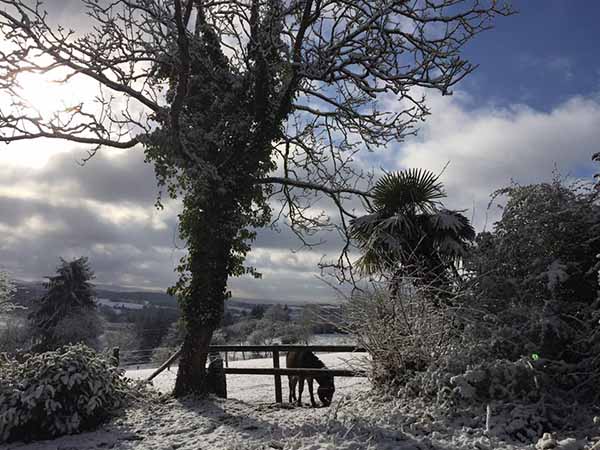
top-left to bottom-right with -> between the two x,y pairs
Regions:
127,352 -> 369,403
3,353 -> 597,450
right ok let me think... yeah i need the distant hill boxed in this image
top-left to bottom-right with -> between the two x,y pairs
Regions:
95,288 -> 177,308
13,280 -> 339,311
11,280 -> 342,331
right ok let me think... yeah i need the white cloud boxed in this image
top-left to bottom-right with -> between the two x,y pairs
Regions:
386,92 -> 600,229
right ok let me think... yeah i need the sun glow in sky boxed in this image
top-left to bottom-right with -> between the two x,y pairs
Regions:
0,141 -> 75,169
17,71 -> 81,117
0,68 -> 103,169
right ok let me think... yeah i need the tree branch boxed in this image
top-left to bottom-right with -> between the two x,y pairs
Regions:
0,131 -> 138,149
256,176 -> 373,200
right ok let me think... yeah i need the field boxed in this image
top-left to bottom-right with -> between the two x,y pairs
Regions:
4,352 -> 593,450
128,352 -> 369,402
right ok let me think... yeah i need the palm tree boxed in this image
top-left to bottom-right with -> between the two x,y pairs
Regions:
350,169 -> 475,294
30,257 -> 97,350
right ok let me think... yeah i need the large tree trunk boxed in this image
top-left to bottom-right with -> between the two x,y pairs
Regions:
172,194 -> 234,397
174,326 -> 214,396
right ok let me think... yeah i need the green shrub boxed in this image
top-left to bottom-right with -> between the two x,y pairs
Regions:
0,344 -> 132,443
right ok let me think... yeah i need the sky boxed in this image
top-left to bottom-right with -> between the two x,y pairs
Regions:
1,0 -> 599,302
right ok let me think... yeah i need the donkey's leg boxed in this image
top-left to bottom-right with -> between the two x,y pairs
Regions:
288,376 -> 297,403
297,377 -> 305,406
307,378 -> 317,407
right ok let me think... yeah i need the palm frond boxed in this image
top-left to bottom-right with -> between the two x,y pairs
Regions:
349,213 -> 382,247
429,209 -> 475,239
427,209 -> 475,257
372,169 -> 446,214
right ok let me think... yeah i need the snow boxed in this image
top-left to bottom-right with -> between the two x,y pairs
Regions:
127,352 -> 369,402
3,353 -> 597,450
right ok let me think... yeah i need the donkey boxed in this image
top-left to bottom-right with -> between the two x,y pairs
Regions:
286,350 -> 335,407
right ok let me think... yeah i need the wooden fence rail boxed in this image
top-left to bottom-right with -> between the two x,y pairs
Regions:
209,345 -> 366,352
223,368 -> 365,377
146,344 -> 368,403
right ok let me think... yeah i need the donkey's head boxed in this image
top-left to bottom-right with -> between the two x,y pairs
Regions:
316,374 -> 335,406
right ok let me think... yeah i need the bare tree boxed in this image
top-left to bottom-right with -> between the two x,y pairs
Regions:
0,0 -> 512,396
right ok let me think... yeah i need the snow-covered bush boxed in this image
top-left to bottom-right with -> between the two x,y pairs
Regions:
388,177 -> 600,439
449,358 -> 539,402
467,178 -> 600,359
342,285 -> 459,389
0,272 -> 30,354
52,310 -> 103,350
464,178 -> 600,405
0,344 -> 133,443
0,271 -> 19,313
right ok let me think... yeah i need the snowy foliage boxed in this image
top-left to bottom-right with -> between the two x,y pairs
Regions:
541,260 -> 569,292
449,358 -> 539,403
0,270 -> 18,313
465,177 -> 600,366
342,286 -> 459,388
0,344 -> 138,443
400,176 -> 600,435
0,317 -> 31,355
468,178 -> 600,309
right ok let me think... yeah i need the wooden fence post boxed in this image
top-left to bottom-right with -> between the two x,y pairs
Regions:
146,347 -> 181,382
272,344 -> 282,403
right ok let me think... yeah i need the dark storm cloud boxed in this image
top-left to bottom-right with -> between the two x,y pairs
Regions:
0,149 -> 159,206
42,150 -> 160,206
1,237 -> 182,291
0,149 -> 180,288
0,147 -> 344,300
229,270 -> 339,304
3,197 -> 174,248
0,191 -> 181,289
253,225 -> 344,253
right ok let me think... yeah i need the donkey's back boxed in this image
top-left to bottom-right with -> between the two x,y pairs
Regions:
286,349 -> 324,370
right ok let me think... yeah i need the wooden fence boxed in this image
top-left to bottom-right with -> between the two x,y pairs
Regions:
147,344 -> 368,403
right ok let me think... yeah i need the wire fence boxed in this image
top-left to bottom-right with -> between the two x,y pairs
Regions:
118,347 -> 170,367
